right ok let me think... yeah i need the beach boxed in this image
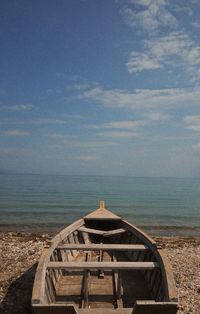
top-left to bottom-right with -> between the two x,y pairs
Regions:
0,232 -> 199,314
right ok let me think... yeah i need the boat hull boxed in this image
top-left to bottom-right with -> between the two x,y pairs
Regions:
32,202 -> 178,313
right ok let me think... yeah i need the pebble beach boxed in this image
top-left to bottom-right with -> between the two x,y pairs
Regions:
0,232 -> 199,314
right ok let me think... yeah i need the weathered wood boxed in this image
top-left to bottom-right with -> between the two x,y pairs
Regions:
32,247 -> 50,304
132,300 -> 178,314
155,249 -> 178,302
112,255 -> 123,308
122,220 -> 157,250
33,303 -> 78,314
84,200 -> 121,220
78,310 -> 131,314
47,261 -> 159,270
32,200 -> 178,312
117,270 -> 122,300
50,219 -> 84,249
78,226 -> 126,237
103,228 -> 126,237
78,226 -> 106,235
57,243 -> 148,251
98,246 -> 104,278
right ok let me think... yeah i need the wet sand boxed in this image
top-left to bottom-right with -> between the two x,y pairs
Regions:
0,232 -> 199,314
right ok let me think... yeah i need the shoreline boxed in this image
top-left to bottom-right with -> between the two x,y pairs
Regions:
0,224 -> 199,237
0,232 -> 200,314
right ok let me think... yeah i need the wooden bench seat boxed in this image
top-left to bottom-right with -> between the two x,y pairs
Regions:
57,244 -> 148,251
47,261 -> 159,270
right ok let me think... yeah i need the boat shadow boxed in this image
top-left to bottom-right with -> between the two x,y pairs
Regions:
1,263 -> 37,314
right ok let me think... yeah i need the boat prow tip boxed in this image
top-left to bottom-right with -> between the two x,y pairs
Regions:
99,199 -> 106,209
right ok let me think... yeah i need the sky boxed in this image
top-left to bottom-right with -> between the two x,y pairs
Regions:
1,0 -> 200,177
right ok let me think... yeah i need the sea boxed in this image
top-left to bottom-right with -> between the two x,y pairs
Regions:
0,174 -> 200,236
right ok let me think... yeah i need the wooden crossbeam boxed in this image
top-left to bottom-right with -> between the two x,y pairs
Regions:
57,243 -> 148,251
103,228 -> 127,237
78,226 -> 126,237
47,261 -> 159,270
78,226 -> 105,235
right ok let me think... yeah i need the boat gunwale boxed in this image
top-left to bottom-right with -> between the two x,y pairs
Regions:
121,219 -> 177,302
32,206 -> 178,311
32,218 -> 84,305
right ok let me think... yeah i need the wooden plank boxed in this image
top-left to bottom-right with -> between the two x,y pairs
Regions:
156,249 -> 178,302
33,303 -> 78,314
122,220 -> 157,249
132,300 -> 178,314
78,226 -> 126,237
32,219 -> 84,306
78,227 -> 106,235
52,219 -> 84,244
103,228 -> 126,237
57,243 -> 148,251
78,309 -> 132,314
32,247 -> 50,304
78,226 -> 106,235
47,261 -> 159,270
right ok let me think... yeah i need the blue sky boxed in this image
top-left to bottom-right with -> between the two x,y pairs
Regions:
1,0 -> 200,177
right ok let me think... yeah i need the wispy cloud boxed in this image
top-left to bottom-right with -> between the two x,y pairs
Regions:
142,112 -> 171,121
44,133 -> 76,140
97,131 -> 140,138
0,130 -> 29,137
127,32 -> 200,79
84,85 -> 200,110
184,115 -> 200,131
90,120 -> 146,130
192,21 -> 200,29
122,0 -> 177,32
66,76 -> 98,92
127,52 -> 161,72
72,140 -> 118,148
0,117 -> 69,126
0,104 -> 34,112
90,115 -> 171,139
42,89 -> 62,95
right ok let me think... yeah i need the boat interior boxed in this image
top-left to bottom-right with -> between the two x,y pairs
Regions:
32,202 -> 178,314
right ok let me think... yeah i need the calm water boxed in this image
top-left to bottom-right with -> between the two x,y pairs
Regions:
0,174 -> 200,236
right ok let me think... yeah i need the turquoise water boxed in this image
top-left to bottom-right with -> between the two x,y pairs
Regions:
0,174 -> 200,235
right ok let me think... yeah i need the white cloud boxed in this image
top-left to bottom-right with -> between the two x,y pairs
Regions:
142,112 -> 171,121
72,140 -> 118,148
122,0 -> 177,32
84,85 -> 200,110
127,52 -> 161,73
0,130 -> 29,136
0,104 -> 34,112
192,21 -> 200,28
184,115 -> 200,131
97,131 -> 140,138
44,133 -> 75,140
90,120 -> 146,130
127,32 -> 200,79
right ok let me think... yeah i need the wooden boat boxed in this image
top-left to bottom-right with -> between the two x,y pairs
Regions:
32,200 -> 178,314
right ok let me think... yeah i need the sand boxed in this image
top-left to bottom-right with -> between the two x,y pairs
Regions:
0,232 -> 199,314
